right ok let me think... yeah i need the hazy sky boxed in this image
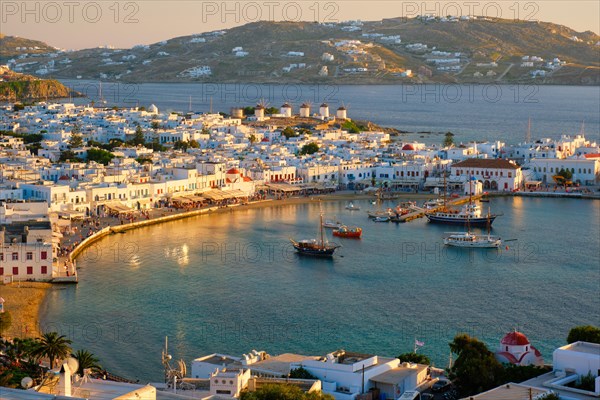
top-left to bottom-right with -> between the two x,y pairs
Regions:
1,0 -> 598,49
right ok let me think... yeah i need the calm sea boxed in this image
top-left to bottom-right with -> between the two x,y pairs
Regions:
41,197 -> 600,382
59,81 -> 600,145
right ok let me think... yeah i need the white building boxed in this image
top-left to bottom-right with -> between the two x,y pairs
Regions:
291,350 -> 428,399
451,158 -> 522,191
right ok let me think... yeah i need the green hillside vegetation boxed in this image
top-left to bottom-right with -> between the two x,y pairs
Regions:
5,19 -> 599,84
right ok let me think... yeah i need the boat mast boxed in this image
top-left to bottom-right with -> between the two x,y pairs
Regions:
467,177 -> 472,234
319,201 -> 325,247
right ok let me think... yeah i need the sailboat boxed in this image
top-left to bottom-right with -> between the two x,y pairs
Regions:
290,204 -> 340,257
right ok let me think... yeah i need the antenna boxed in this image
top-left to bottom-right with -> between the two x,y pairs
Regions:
189,96 -> 192,112
209,97 -> 213,114
526,117 -> 531,143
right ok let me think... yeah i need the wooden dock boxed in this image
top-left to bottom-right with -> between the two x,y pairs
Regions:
397,194 -> 482,223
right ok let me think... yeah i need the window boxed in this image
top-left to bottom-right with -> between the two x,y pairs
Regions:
27,266 -> 33,275
12,267 -> 18,275
12,252 -> 18,261
41,266 -> 48,274
41,251 -> 47,260
0,253 -> 3,261
0,267 -> 3,275
26,252 -> 33,260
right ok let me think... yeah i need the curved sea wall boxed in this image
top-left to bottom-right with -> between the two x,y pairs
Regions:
68,205 -> 224,262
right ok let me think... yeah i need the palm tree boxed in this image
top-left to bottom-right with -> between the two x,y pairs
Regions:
72,349 -> 102,375
31,332 -> 72,369
1,337 -> 40,366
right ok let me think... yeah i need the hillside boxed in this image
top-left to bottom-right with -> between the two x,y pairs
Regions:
0,34 -> 57,59
3,18 -> 599,85
0,67 -> 77,101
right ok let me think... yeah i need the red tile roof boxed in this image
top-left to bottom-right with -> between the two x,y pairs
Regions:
501,331 -> 530,345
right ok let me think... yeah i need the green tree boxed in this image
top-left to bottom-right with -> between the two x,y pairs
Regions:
30,332 -> 73,369
249,134 -> 257,144
243,106 -> 255,116
282,127 -> 298,139
448,333 -> 504,396
1,337 -> 40,366
132,125 -> 146,146
341,120 -> 360,133
189,139 -> 200,149
567,325 -> 600,344
443,132 -> 455,147
265,107 -> 279,115
59,150 -> 83,163
86,148 -> 114,165
502,364 -> 549,383
135,156 -> 153,165
289,367 -> 316,379
557,168 -> 573,181
72,349 -> 102,375
0,311 -> 12,334
69,133 -> 84,149
300,142 -> 319,155
173,140 -> 189,151
150,121 -> 160,131
240,384 -> 334,400
145,138 -> 166,152
397,352 -> 431,365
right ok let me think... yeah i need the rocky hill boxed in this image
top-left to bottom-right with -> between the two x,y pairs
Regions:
0,68 -> 77,101
3,18 -> 599,85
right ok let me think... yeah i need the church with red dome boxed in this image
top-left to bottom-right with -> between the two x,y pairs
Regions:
494,330 -> 544,366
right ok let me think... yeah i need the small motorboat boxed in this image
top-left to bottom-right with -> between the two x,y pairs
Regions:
333,225 -> 362,239
323,219 -> 343,229
345,202 -> 361,211
373,216 -> 390,222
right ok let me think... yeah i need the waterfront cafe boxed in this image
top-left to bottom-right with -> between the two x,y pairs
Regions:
104,202 -> 132,215
201,189 -> 249,205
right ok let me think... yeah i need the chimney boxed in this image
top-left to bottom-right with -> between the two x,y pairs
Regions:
22,226 -> 29,243
58,362 -> 73,397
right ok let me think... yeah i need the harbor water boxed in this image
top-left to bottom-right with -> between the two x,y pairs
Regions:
41,197 -> 600,381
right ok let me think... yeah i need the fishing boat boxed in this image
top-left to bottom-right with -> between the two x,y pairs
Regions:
443,206 -> 502,248
333,225 -> 362,239
345,202 -> 360,210
443,231 -> 502,248
423,198 -> 445,210
427,178 -> 499,227
373,216 -> 390,222
290,205 -> 340,257
323,218 -> 343,229
367,190 -> 394,219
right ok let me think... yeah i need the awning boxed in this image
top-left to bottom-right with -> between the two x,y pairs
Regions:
201,189 -> 248,201
57,210 -> 86,219
104,202 -> 131,213
266,183 -> 301,192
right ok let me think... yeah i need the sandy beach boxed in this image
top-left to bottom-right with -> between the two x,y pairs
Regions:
0,282 -> 51,339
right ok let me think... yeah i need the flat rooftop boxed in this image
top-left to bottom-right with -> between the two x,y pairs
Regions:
250,353 -> 319,376
469,382 -> 548,400
560,341 -> 600,356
